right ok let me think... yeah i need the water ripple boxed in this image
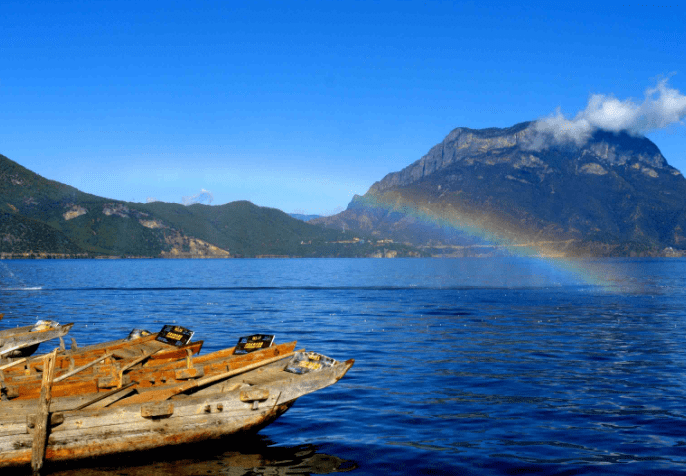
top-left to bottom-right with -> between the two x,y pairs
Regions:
2,258 -> 686,475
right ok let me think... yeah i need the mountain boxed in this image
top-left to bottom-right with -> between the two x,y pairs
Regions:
0,212 -> 84,256
312,122 -> 686,257
0,154 -> 420,258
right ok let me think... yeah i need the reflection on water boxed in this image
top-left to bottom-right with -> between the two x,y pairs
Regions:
19,436 -> 356,476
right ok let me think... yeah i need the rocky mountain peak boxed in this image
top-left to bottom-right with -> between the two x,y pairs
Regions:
316,120 -> 686,257
369,122 -> 676,195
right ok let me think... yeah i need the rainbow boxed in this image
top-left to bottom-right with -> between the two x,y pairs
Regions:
352,192 -> 624,288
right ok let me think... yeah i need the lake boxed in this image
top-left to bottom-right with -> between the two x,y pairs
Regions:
2,257 -> 686,475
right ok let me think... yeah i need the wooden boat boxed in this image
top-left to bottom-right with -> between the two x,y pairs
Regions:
1,327 -> 204,374
0,349 -> 354,469
0,322 -> 74,359
0,341 -> 295,401
0,341 -> 297,413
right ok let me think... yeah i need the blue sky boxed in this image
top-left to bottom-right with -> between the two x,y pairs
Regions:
1,1 -> 685,215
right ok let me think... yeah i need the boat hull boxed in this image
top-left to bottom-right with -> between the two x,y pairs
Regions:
0,324 -> 74,359
0,355 -> 353,469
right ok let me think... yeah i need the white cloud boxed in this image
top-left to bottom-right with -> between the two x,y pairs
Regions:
182,189 -> 214,206
531,77 -> 686,148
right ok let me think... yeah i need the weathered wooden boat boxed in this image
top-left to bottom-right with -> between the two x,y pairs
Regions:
0,341 -> 297,413
0,321 -> 74,359
3,329 -> 277,386
0,349 -> 354,470
2,326 -> 203,374
1,341 -> 295,401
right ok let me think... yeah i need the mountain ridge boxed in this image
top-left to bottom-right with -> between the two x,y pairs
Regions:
5,117 -> 686,259
1,153 -> 419,258
369,122 -> 674,195
313,122 -> 686,257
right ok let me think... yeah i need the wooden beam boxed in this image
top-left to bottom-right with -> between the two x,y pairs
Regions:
0,358 -> 27,371
31,349 -> 57,475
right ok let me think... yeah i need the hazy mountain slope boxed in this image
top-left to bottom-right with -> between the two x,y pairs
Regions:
1,212 -> 84,255
139,201 -> 351,257
1,153 -> 420,258
1,153 -> 172,256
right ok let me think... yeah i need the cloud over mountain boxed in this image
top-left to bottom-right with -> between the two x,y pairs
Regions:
182,188 -> 214,206
529,77 -> 686,149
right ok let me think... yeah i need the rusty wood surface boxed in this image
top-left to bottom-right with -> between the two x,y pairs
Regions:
8,332 -> 159,371
113,348 -> 162,387
128,342 -> 296,389
1,340 -> 280,384
113,351 -> 297,405
118,348 -> 161,373
2,342 -> 295,401
72,382 -> 136,411
139,341 -> 295,371
1,345 -> 201,399
52,352 -> 115,383
143,341 -> 204,363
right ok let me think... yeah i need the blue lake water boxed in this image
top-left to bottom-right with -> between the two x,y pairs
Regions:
2,257 -> 686,475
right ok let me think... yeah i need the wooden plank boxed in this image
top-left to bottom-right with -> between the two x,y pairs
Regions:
0,358 -> 27,371
174,366 -> 204,380
72,382 -> 136,411
0,420 -> 27,438
38,390 -> 282,433
0,398 -> 283,466
0,324 -> 73,358
240,388 -> 269,402
30,349 -> 57,475
140,401 -> 174,418
0,325 -> 34,338
53,352 -> 115,383
119,348 -> 161,374
113,351 -> 296,405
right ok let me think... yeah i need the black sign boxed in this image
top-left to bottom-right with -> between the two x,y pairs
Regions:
284,352 -> 336,375
155,325 -> 194,347
234,334 -> 275,355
